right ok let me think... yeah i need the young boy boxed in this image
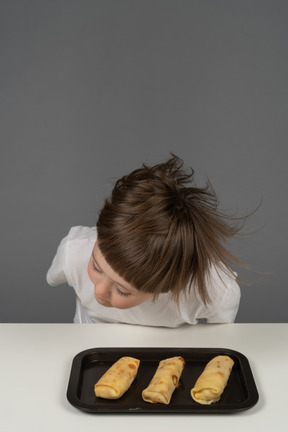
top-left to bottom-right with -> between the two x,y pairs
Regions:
46,155 -> 242,326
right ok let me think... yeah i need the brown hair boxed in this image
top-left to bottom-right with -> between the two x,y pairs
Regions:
96,155 -> 246,305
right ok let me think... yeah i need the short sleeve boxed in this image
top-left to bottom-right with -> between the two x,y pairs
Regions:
205,271 -> 241,323
46,234 -> 69,286
178,266 -> 241,325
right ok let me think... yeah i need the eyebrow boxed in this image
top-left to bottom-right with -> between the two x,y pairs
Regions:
91,251 -> 132,292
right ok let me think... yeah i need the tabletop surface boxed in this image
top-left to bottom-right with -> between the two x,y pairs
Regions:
1,323 -> 287,431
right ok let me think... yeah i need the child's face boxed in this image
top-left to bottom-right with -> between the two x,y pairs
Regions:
88,242 -> 153,309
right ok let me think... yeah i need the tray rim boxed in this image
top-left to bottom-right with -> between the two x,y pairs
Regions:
66,347 -> 259,414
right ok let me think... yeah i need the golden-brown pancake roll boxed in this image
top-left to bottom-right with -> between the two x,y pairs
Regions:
191,355 -> 234,404
94,356 -> 140,399
142,356 -> 185,404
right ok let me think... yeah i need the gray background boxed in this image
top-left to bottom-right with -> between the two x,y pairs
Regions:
1,0 -> 287,323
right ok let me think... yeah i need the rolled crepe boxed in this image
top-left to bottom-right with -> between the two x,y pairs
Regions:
142,356 -> 185,404
94,356 -> 140,399
191,355 -> 234,404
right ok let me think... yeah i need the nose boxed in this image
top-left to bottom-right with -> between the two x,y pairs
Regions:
94,279 -> 112,300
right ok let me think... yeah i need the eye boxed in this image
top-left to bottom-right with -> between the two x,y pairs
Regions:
92,261 -> 102,273
115,286 -> 130,297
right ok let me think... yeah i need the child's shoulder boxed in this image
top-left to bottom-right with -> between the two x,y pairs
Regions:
64,226 -> 96,268
66,225 -> 97,242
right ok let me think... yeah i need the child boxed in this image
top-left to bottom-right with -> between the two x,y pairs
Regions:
46,155 -> 243,326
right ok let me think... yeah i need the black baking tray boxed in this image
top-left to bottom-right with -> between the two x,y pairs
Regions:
66,347 -> 259,414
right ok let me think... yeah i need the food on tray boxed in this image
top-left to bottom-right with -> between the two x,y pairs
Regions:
142,356 -> 185,404
94,356 -> 140,399
190,355 -> 234,404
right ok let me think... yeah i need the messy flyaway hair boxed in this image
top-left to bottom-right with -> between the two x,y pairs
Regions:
96,154 -> 247,305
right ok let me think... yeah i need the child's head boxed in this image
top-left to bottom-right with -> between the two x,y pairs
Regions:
96,155 -> 242,305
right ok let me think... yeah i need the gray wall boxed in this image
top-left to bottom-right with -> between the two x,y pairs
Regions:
1,0 -> 287,323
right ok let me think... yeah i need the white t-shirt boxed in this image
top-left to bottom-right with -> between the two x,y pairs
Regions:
46,226 -> 241,326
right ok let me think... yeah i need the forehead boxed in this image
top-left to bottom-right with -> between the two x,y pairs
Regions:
92,242 -> 136,291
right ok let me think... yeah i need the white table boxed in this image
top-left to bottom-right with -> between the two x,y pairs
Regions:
1,323 -> 287,431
